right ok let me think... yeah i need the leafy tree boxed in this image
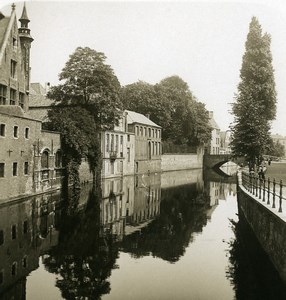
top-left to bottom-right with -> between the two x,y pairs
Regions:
231,17 -> 277,167
265,139 -> 285,158
121,81 -> 172,139
48,47 -> 122,130
47,47 -> 122,183
122,76 -> 211,148
157,76 -> 211,146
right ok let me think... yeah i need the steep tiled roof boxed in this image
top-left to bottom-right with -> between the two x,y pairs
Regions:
29,83 -> 55,107
0,15 -> 9,51
126,110 -> 161,128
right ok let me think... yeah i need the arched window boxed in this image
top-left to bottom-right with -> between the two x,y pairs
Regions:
148,142 -> 151,160
41,150 -> 49,169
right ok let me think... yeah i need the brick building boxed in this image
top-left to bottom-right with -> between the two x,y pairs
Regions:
126,110 -> 162,174
0,4 -> 62,202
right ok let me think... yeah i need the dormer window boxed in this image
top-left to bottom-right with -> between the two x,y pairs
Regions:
12,37 -> 17,49
10,60 -> 17,78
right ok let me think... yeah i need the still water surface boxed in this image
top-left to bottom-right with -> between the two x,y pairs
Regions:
1,167 -> 286,299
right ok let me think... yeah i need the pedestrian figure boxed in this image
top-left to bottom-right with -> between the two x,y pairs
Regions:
268,158 -> 272,166
258,165 -> 264,180
262,165 -> 267,180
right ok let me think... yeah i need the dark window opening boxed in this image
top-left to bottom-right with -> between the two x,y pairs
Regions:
25,127 -> 29,139
23,221 -> 28,234
10,89 -> 16,105
13,126 -> 18,138
24,162 -> 29,175
10,60 -> 17,78
12,162 -> 17,176
0,124 -> 5,137
0,163 -> 4,178
11,262 -> 17,276
0,230 -> 4,245
0,85 -> 7,105
12,225 -> 17,239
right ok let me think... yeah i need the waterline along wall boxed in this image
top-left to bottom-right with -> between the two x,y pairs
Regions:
237,172 -> 286,283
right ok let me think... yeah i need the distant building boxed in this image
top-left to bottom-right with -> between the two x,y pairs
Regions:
126,110 -> 162,174
28,82 -> 54,121
207,111 -> 220,154
0,4 -> 62,202
271,134 -> 286,158
220,130 -> 231,154
101,111 -> 135,179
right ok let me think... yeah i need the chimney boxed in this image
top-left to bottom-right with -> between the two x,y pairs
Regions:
45,82 -> 50,94
146,113 -> 150,119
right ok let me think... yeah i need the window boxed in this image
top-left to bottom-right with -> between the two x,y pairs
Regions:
0,230 -> 3,245
13,126 -> 18,138
152,129 -> 154,138
41,151 -> 49,169
12,37 -> 17,49
10,60 -> 17,78
111,134 -> 114,151
0,163 -> 4,177
55,151 -> 62,168
127,148 -> 130,162
22,256 -> 27,268
140,126 -> 143,136
24,162 -> 29,175
127,134 -> 130,142
136,126 -> 139,135
144,127 -> 147,136
10,89 -> 16,105
148,128 -> 151,137
106,134 -> 109,152
12,162 -> 17,176
0,85 -> 7,105
19,92 -> 24,108
120,135 -> 123,145
115,135 -> 118,152
25,127 -> 29,139
0,124 -> 5,137
11,262 -> 17,276
23,221 -> 28,234
11,225 -> 17,239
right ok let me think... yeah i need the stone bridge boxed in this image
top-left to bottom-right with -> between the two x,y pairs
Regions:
203,154 -> 245,170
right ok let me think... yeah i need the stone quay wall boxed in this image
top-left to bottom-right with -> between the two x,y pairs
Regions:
237,185 -> 286,283
161,153 -> 203,172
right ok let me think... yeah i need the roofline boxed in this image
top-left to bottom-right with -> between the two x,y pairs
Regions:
0,111 -> 42,123
128,121 -> 161,128
0,8 -> 16,64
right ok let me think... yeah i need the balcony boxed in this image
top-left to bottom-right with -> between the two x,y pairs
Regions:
109,151 -> 117,161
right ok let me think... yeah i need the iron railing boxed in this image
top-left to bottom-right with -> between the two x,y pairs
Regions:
241,171 -> 286,213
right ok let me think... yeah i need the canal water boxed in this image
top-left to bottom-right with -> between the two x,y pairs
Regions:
1,167 -> 286,299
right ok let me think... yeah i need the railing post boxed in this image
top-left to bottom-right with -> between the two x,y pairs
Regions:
272,178 -> 276,209
279,180 -> 283,213
262,179 -> 265,202
267,177 -> 270,205
255,175 -> 258,197
259,178 -> 262,199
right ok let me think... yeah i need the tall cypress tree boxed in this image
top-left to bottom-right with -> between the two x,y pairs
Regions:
231,17 -> 277,167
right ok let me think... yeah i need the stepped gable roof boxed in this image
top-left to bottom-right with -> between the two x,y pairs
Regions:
29,83 -> 55,107
125,110 -> 161,128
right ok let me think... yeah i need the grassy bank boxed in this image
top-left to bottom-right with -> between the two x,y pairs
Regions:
264,162 -> 286,183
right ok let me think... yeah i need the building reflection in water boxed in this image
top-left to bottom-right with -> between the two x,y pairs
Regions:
0,191 -> 62,299
0,169 -> 245,299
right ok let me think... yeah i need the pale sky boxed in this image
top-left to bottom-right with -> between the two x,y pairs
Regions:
1,0 -> 286,135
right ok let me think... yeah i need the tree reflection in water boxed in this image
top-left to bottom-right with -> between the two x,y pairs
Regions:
226,216 -> 286,300
121,184 -> 211,263
43,185 -> 119,300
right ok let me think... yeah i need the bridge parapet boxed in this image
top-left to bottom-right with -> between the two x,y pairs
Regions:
203,154 -> 245,169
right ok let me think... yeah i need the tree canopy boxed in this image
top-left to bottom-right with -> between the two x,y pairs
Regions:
122,76 -> 211,148
48,47 -> 122,130
230,17 -> 277,165
46,47 -> 122,181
